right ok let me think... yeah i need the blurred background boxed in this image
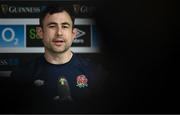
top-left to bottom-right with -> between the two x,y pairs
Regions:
94,0 -> 179,113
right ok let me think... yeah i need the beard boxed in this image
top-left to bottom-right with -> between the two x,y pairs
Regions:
44,41 -> 72,54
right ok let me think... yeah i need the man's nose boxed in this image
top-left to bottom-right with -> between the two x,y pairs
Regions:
57,27 -> 63,36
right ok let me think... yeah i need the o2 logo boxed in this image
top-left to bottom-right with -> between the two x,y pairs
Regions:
0,25 -> 25,47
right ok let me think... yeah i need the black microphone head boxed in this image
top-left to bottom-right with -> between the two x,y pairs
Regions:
56,76 -> 72,102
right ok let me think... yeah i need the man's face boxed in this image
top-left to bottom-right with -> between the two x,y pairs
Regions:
37,11 -> 76,53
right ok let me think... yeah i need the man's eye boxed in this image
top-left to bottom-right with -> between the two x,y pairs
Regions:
62,26 -> 69,28
48,25 -> 56,28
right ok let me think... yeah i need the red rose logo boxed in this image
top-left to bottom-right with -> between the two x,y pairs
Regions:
76,75 -> 88,88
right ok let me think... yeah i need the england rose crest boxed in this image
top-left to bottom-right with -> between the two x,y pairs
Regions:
76,75 -> 88,88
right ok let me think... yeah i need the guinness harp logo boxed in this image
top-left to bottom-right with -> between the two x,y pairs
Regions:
73,4 -> 80,14
1,4 -> 8,14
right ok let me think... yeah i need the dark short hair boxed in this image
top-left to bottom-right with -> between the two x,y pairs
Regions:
39,5 -> 75,27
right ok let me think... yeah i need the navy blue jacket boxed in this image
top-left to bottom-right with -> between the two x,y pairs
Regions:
9,53 -> 106,113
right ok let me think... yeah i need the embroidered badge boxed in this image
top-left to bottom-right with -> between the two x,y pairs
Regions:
76,75 -> 88,88
34,79 -> 44,87
58,77 -> 67,86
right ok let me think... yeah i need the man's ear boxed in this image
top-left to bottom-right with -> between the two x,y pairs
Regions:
72,28 -> 77,40
36,26 -> 43,39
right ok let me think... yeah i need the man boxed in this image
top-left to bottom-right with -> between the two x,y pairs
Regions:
8,5 -> 106,113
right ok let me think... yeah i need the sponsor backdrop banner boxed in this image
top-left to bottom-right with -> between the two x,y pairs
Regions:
0,1 -> 96,18
0,0 -> 102,77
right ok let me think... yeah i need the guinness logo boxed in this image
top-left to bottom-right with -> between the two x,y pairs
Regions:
73,4 -> 80,14
1,4 -> 8,14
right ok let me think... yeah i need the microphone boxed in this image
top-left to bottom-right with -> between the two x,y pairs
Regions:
56,76 -> 72,102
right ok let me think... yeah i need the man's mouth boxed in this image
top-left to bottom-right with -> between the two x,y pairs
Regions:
52,39 -> 65,46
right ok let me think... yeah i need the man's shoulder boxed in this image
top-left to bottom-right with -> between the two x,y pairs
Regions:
73,54 -> 108,77
73,54 -> 99,67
